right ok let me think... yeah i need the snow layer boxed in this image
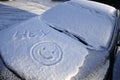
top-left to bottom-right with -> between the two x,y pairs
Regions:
0,4 -> 37,31
0,16 -> 89,80
41,0 -> 117,49
0,58 -> 21,80
70,0 -> 116,16
71,49 -> 109,80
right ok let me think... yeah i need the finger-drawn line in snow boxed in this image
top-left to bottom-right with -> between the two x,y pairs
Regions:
30,42 -> 63,66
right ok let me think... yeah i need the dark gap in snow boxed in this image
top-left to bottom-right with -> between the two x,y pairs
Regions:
48,25 -> 92,47
104,11 -> 120,80
113,51 -> 120,80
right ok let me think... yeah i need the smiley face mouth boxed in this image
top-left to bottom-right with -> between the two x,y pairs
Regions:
39,50 -> 53,59
39,45 -> 58,59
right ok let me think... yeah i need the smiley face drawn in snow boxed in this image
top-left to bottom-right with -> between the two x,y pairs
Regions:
30,42 -> 63,66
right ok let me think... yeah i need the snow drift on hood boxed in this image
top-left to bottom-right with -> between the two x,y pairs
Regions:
0,16 -> 89,80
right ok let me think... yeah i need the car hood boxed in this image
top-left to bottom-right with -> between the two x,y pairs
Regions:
0,16 -> 90,80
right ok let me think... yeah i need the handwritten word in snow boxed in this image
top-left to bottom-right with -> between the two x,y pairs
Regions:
12,30 -> 49,40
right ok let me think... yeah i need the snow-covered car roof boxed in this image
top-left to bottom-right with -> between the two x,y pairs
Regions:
41,0 -> 117,49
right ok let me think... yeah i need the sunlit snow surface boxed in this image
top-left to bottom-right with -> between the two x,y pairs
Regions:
0,17 -> 89,80
0,0 -> 117,80
41,0 -> 116,49
0,4 -> 37,31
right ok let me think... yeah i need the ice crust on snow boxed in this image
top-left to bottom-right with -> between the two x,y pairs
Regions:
0,17 -> 89,80
41,1 -> 117,49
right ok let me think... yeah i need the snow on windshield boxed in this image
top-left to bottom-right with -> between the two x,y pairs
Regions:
41,0 -> 117,49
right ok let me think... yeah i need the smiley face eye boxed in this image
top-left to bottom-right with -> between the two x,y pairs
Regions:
52,51 -> 55,54
42,47 -> 46,50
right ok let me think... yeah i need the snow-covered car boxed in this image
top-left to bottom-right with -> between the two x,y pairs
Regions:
0,0 -> 119,80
